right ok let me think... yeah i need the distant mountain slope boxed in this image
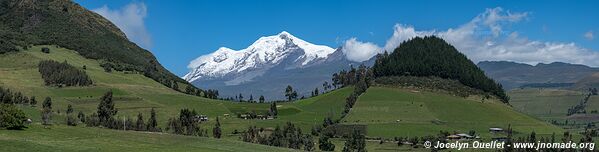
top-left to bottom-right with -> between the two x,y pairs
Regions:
478,61 -> 599,90
0,0 -> 189,89
185,32 -> 368,100
574,72 -> 599,89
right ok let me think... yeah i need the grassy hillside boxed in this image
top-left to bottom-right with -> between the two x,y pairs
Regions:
0,0 -> 196,96
509,88 -> 599,127
509,88 -> 588,121
342,87 -> 563,138
0,122 -> 294,152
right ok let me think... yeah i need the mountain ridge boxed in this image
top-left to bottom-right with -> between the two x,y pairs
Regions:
478,60 -> 599,90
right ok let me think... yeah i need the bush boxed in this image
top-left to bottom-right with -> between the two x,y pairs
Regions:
0,103 -> 27,130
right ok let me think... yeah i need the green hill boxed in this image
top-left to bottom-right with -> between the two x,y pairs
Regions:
0,0 -> 189,90
372,36 -> 508,102
342,87 -> 563,138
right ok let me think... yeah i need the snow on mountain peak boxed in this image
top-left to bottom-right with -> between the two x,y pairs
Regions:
184,31 -> 335,82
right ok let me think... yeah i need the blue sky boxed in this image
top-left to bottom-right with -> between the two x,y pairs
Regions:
74,0 -> 599,76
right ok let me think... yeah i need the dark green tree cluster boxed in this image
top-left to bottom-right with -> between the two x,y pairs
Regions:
332,65 -> 373,89
0,103 -> 27,130
182,84 -> 219,100
341,129 -> 367,152
166,108 -> 207,136
318,135 -> 336,151
330,64 -> 372,118
38,60 -> 92,87
242,122 -> 315,151
372,36 -> 508,103
128,108 -> 160,132
204,89 -> 219,99
285,85 -> 298,101
0,86 -> 34,106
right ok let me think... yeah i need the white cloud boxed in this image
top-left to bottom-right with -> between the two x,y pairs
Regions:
93,2 -> 152,49
342,38 -> 382,62
383,24 -> 434,52
344,7 -> 599,67
585,31 -> 594,40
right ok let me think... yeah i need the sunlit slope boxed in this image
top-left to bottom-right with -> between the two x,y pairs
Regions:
0,45 -> 231,126
343,87 -> 563,138
0,123 -> 294,152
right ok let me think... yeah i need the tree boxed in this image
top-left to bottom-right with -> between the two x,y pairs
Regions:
323,81 -> 329,92
146,108 -> 159,132
342,129 -> 366,152
67,104 -> 73,114
42,97 -> 52,125
319,135 -> 335,151
259,95 -> 265,103
66,104 -> 77,126
285,85 -> 298,101
136,112 -> 145,131
314,88 -> 319,97
77,111 -> 86,123
238,93 -> 244,102
213,117 -> 222,138
97,91 -> 117,126
185,85 -> 194,94
29,96 -> 36,107
332,73 -> 340,89
249,94 -> 254,103
172,81 -> 179,91
0,103 -> 27,129
269,102 -> 278,117
304,134 -> 315,151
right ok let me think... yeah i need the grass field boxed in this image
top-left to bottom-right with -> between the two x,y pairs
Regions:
509,88 -> 587,121
343,87 -> 564,138
508,87 -> 599,136
0,123 -> 294,152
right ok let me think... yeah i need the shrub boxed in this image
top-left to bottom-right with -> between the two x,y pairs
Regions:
0,103 -> 27,130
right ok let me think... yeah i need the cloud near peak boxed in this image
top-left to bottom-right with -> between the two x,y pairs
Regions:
342,7 -> 599,67
93,2 -> 152,49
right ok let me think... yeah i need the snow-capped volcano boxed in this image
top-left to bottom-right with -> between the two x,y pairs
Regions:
183,31 -> 371,100
184,31 -> 335,82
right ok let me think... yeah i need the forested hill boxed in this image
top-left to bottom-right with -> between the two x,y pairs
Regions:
0,0 -> 189,89
372,36 -> 509,103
